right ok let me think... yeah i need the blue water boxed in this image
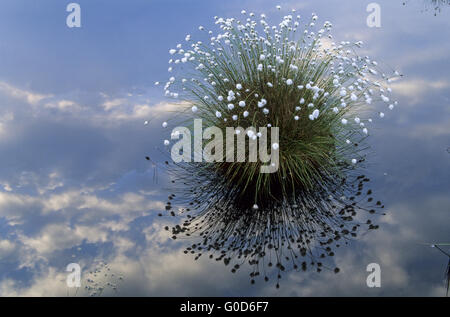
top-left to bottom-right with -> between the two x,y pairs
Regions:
0,0 -> 448,296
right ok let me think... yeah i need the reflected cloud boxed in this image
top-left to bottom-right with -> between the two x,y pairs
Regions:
0,82 -> 52,105
390,79 -> 450,104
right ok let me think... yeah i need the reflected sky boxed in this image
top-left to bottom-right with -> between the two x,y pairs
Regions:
0,0 -> 449,296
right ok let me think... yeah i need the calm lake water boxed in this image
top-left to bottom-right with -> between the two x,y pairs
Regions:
0,0 -> 448,296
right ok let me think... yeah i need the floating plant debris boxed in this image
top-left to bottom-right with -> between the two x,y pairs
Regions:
403,0 -> 450,15
152,6 -> 399,287
66,261 -> 124,297
145,155 -> 159,183
429,244 -> 450,296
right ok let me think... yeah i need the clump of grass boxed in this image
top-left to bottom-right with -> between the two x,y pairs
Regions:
159,10 -> 399,208
154,7 -> 398,286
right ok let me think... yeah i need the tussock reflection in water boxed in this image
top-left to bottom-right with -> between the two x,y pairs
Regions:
159,159 -> 385,288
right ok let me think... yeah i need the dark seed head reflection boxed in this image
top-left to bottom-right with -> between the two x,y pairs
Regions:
158,159 -> 385,288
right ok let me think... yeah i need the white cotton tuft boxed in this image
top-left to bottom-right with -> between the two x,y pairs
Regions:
286,79 -> 293,85
257,98 -> 267,108
351,159 -> 357,164
272,143 -> 279,150
191,106 -> 198,113
162,122 -> 168,128
228,103 -> 234,110
164,140 -> 170,146
239,101 -> 246,107
312,109 -> 320,119
341,118 -> 348,125
243,111 -> 249,118
215,111 -> 222,118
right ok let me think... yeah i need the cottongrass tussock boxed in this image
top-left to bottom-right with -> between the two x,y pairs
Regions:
151,6 -> 399,287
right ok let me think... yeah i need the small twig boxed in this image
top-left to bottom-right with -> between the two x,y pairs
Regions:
432,244 -> 450,258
